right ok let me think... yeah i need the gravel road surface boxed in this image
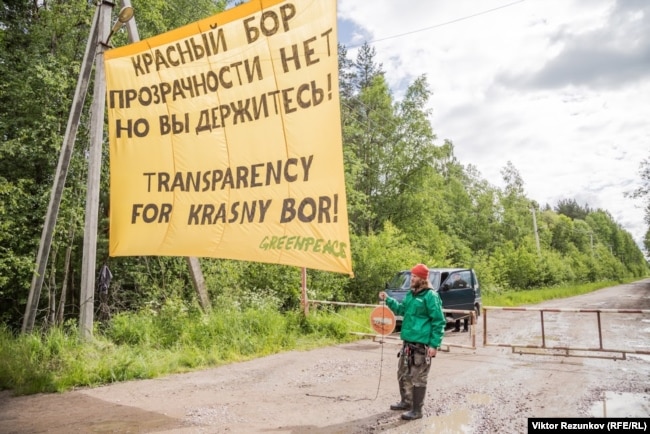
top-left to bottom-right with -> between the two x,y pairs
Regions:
1,280 -> 649,433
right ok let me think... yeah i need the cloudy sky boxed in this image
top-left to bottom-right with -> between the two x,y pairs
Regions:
336,0 -> 649,249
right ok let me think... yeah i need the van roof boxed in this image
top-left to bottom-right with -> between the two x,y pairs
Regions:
400,268 -> 469,273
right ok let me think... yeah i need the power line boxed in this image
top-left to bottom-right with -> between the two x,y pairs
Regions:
346,0 -> 527,48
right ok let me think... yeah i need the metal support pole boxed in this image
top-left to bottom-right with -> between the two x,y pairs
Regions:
22,5 -> 101,334
482,308 -> 488,347
301,267 -> 308,315
540,310 -> 545,347
596,311 -> 603,349
79,0 -> 113,340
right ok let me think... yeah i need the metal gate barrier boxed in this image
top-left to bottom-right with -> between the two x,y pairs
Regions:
307,300 -> 650,359
483,306 -> 650,360
307,300 -> 477,350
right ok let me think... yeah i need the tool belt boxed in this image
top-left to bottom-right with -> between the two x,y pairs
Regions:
399,341 -> 429,367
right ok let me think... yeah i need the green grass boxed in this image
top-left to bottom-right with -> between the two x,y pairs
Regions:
481,279 -> 633,307
1,280 -> 630,396
0,304 -> 374,396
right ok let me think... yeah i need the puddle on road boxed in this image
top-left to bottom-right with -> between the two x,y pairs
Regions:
422,395 -> 491,433
589,391 -> 650,417
426,408 -> 472,434
466,393 -> 492,405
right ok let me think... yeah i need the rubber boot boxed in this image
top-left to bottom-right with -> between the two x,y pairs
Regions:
401,386 -> 425,420
390,382 -> 411,410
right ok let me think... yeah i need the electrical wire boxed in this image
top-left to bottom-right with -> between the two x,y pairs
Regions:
345,0 -> 527,48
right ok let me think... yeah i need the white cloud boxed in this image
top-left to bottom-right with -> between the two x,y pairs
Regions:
338,0 -> 649,248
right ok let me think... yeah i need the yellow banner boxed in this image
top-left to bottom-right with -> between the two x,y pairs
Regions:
104,0 -> 352,275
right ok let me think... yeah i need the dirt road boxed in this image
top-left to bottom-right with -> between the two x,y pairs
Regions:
1,280 -> 649,433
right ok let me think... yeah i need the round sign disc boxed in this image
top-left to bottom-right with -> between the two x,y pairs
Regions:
370,305 -> 396,335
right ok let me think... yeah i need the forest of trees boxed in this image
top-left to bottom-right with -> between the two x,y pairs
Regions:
1,1 -> 649,332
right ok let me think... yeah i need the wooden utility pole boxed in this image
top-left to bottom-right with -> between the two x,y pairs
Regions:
79,0 -> 112,340
531,206 -> 541,257
22,6 -> 101,334
25,0 -> 210,337
79,1 -> 211,337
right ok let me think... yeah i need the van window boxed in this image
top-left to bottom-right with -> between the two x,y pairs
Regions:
387,270 -> 441,291
450,271 -> 472,288
387,272 -> 410,290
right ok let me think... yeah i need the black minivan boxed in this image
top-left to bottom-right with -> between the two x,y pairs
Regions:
383,268 -> 481,327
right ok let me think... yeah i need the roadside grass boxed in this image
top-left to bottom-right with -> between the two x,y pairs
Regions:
1,280 -> 635,396
481,280 -> 631,307
0,304 -> 373,396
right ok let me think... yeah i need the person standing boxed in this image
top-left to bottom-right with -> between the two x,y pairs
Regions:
451,273 -> 467,288
450,274 -> 469,332
379,263 -> 446,420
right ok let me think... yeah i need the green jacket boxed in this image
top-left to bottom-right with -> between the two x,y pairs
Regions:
385,288 -> 446,349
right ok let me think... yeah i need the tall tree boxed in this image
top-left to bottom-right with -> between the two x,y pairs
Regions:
555,198 -> 591,220
340,42 -> 395,235
464,164 -> 501,252
0,0 -> 96,327
0,0 -> 231,330
498,161 -> 534,244
376,75 -> 441,230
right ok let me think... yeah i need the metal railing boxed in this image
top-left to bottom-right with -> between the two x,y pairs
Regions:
307,300 -> 477,350
307,299 -> 650,359
483,306 -> 650,360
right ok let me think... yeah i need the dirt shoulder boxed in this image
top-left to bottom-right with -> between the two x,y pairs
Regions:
1,280 -> 649,433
